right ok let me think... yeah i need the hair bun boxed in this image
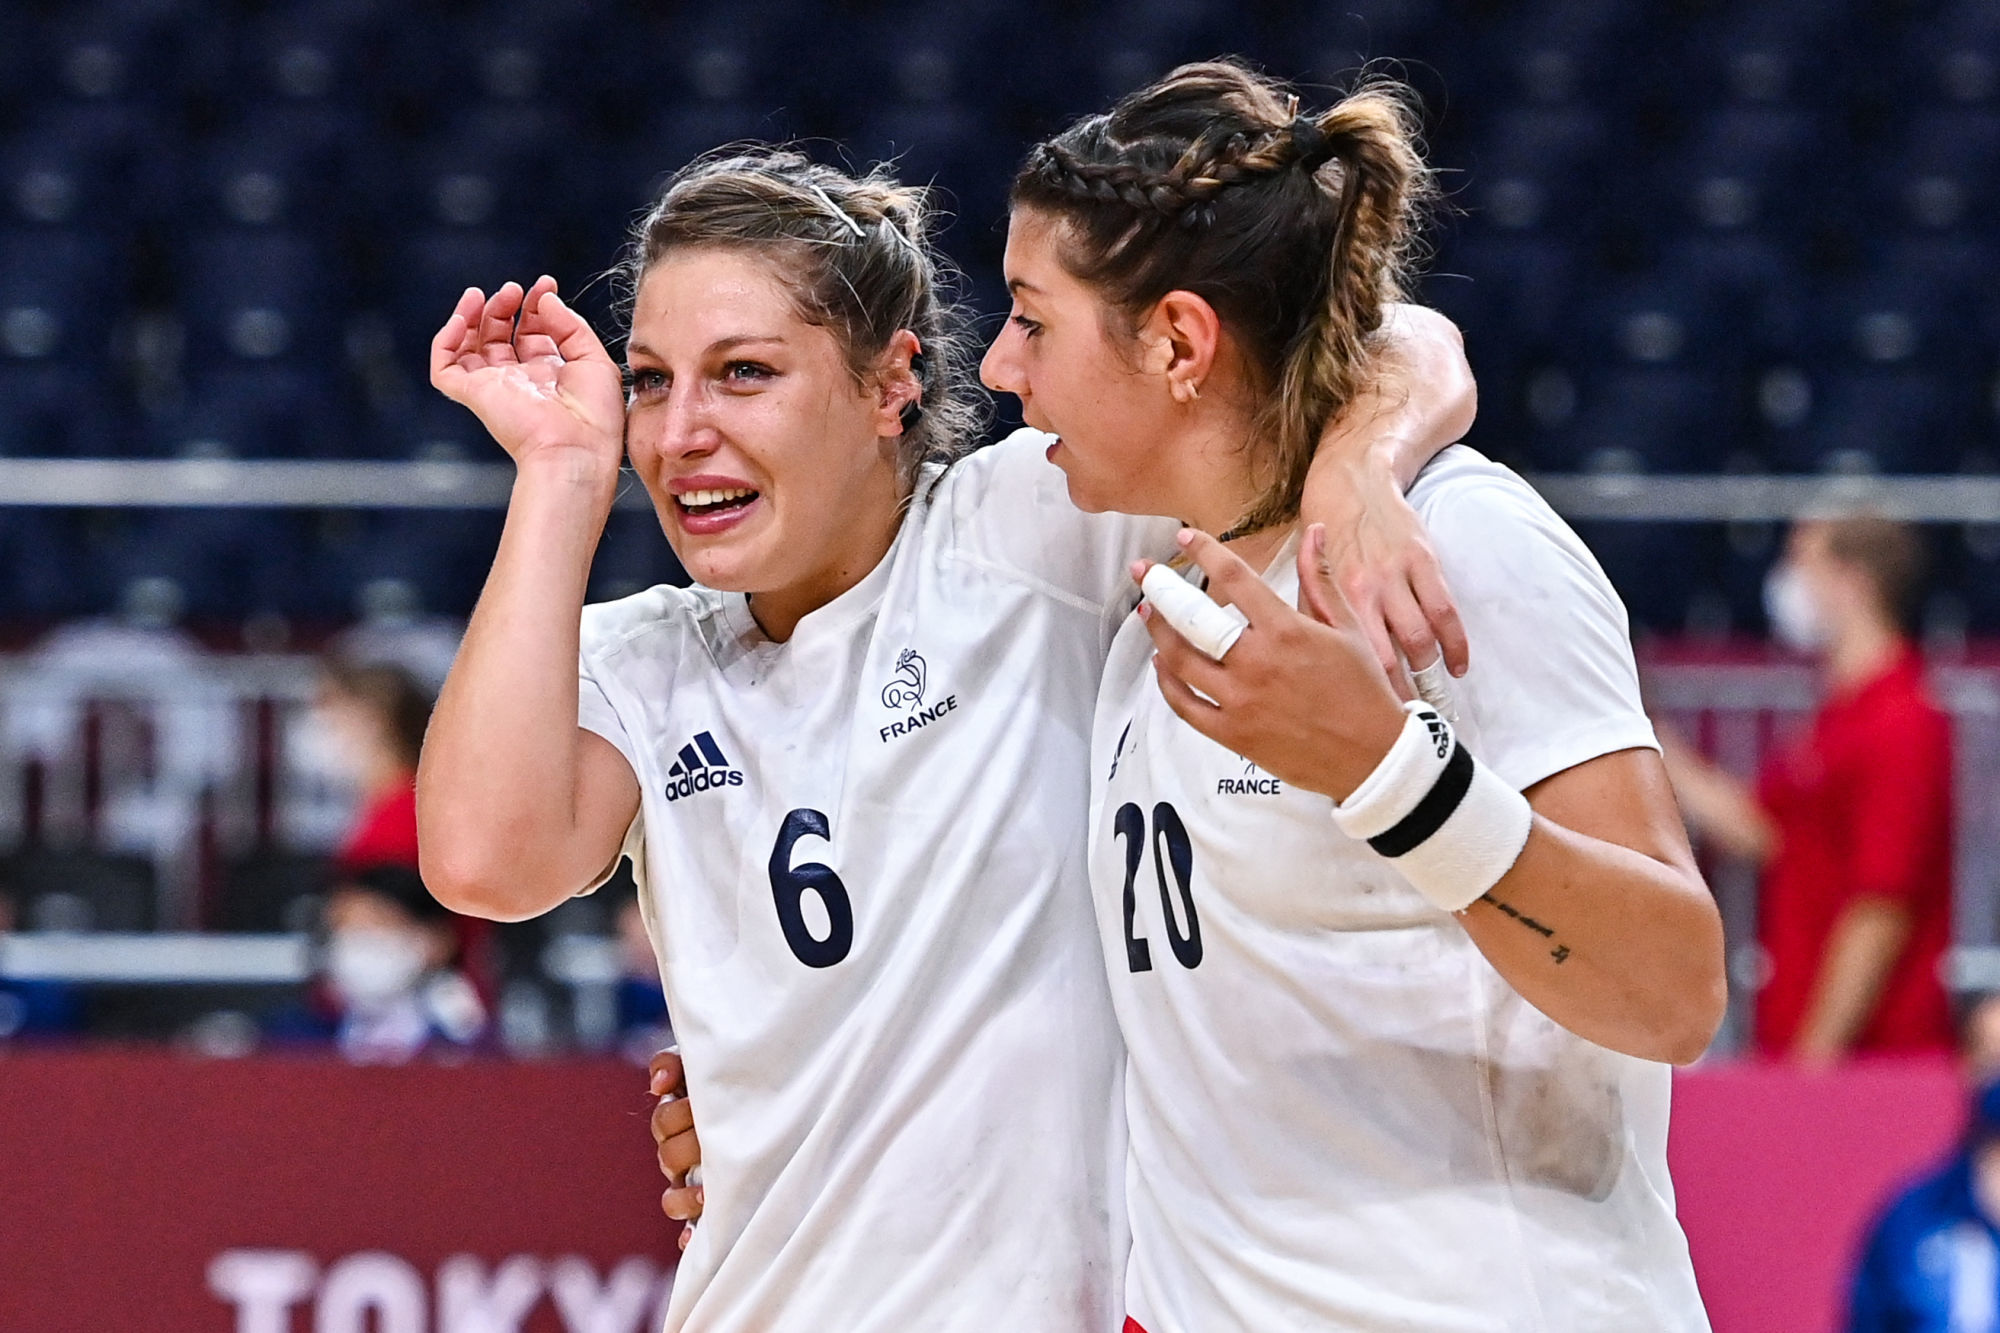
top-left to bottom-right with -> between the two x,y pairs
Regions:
1289,116 -> 1337,172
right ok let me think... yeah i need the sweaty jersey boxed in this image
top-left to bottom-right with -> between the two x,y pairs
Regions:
577,429 -> 1172,1332
1089,446 -> 1710,1332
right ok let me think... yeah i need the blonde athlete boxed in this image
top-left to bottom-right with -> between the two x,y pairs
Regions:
419,148 -> 1472,1331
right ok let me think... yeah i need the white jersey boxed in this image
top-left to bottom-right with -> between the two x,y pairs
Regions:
1089,446 -> 1710,1333
578,430 -> 1173,1332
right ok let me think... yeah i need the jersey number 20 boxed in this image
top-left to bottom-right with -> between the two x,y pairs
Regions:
1115,801 -> 1202,971
769,808 -> 854,968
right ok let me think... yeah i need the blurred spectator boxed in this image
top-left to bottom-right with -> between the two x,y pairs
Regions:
319,864 -> 486,1064
1664,516 -> 1953,1065
0,884 -> 81,1040
313,660 -> 429,875
307,661 -> 494,997
1850,994 -> 2000,1331
613,893 -> 670,1063
331,578 -> 464,695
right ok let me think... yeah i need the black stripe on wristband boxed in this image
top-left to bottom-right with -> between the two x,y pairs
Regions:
1368,741 -> 1475,859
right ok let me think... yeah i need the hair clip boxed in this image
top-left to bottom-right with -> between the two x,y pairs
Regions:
806,180 -> 867,239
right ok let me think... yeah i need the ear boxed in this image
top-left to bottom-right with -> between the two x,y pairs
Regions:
871,329 -> 925,438
1135,290 -> 1221,404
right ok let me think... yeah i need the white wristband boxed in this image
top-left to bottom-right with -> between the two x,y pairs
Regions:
1332,701 -> 1534,913
1141,563 -> 1249,661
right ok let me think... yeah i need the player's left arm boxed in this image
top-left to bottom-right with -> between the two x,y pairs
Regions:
1299,304 -> 1477,680
1457,748 -> 1727,1066
1139,527 -> 1727,1066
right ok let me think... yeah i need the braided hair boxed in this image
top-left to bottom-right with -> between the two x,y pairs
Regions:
618,147 -> 986,493
1011,60 -> 1433,534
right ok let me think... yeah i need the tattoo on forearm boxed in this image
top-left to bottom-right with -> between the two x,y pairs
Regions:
1479,894 -> 1572,965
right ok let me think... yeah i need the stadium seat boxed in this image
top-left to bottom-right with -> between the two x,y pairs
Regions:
3,849 -> 158,933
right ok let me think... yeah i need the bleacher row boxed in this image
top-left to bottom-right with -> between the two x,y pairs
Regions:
3,0 -> 2000,631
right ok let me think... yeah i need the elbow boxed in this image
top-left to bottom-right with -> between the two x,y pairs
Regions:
1387,303 -> 1477,443
1660,905 -> 1731,1066
419,845 -> 549,923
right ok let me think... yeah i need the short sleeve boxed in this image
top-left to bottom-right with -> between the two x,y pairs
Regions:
1414,454 -> 1659,792
578,651 -> 639,774
936,430 -> 1178,620
1846,707 -> 1952,906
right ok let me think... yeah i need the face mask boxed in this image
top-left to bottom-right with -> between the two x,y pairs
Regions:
1763,563 -> 1828,652
287,708 -> 372,787
326,927 -> 429,1008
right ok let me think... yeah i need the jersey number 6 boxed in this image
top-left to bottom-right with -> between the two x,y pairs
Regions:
769,808 -> 854,968
1115,801 -> 1202,972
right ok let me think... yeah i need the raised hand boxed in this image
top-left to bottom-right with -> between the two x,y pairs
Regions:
429,276 -> 627,480
1137,526 -> 1407,802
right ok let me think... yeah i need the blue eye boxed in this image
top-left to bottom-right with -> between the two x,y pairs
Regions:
627,368 -> 667,396
725,361 -> 774,382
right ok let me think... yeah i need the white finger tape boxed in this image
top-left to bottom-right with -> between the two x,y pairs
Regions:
1410,656 -> 1458,721
1141,564 -> 1250,661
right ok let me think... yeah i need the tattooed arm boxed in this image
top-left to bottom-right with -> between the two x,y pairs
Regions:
1457,748 -> 1724,1065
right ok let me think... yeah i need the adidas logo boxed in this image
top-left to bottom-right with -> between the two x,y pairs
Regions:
664,731 -> 745,802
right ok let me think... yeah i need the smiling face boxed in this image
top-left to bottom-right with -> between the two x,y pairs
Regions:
980,210 -> 1192,518
624,246 -> 909,638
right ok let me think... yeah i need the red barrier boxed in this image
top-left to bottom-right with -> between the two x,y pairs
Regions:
0,1049 -> 1973,1331
1671,1058 -> 1968,1333
0,1048 -> 678,1332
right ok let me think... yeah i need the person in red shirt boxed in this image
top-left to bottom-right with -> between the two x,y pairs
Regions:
1667,515 -> 1953,1063
316,662 -> 495,999
318,661 -> 430,876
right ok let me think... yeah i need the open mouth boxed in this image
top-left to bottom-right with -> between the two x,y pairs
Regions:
675,487 -> 760,519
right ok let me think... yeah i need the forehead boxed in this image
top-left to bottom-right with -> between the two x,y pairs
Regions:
326,888 -> 419,933
630,246 -> 811,345
1002,209 -> 1072,285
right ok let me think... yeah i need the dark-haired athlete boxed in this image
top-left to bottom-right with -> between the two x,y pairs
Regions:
984,61 -> 1723,1331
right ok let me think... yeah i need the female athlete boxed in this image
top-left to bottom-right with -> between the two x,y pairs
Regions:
980,62 -> 1726,1331
418,147 -> 1473,1329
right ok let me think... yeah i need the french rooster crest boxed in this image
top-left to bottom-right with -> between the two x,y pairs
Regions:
880,648 -> 927,710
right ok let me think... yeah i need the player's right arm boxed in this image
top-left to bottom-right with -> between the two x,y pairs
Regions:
418,278 -> 641,921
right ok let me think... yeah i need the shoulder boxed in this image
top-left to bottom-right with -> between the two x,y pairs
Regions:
925,427 -> 1177,616
1410,448 -> 1600,573
925,427 -> 1064,512
579,584 -> 724,668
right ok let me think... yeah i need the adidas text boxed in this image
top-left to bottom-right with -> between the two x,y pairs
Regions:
666,768 -> 745,802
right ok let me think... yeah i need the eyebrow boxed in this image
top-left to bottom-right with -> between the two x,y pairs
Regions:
626,334 -> 788,362
1005,278 -> 1042,295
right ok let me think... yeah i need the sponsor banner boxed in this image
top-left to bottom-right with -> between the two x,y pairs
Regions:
0,1048 -> 677,1332
1670,1057 -> 1965,1333
0,1049 -> 1969,1332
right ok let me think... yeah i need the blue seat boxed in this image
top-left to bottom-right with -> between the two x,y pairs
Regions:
1542,367 -> 1739,474
174,231 -> 339,366
1572,521 -> 1714,635
1656,233 -> 1804,358
92,510 -> 312,618
0,510 -> 92,616
387,228 -> 547,363
0,364 -> 125,457
157,366 -> 348,460
0,228 -> 127,367
313,509 -> 507,618
1792,372 -> 1969,475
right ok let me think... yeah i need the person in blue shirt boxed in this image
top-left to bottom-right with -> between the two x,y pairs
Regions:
1852,1000 -> 2000,1332
0,885 -> 82,1039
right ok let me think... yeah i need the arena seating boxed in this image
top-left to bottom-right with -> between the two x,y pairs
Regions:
0,0 -> 1996,634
